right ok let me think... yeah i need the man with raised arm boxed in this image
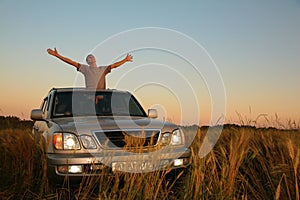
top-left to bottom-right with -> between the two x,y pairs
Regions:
47,48 -> 133,89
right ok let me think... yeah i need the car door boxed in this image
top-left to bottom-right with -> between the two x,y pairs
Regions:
33,95 -> 51,143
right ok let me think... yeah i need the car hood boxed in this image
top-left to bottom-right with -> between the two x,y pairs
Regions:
52,116 -> 177,134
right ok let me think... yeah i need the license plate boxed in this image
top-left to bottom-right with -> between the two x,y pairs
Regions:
112,161 -> 155,172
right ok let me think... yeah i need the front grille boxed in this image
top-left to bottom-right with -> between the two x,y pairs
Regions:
93,129 -> 160,149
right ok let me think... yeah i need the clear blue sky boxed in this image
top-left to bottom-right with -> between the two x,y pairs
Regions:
0,0 -> 299,126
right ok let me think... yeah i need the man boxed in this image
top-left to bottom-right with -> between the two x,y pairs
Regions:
47,48 -> 133,89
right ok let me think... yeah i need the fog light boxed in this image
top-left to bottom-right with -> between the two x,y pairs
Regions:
69,165 -> 83,173
57,165 -> 83,174
173,159 -> 183,166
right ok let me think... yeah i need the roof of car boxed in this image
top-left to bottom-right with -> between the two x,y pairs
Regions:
50,87 -> 129,94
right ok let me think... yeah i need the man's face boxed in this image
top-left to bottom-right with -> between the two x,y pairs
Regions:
86,55 -> 96,66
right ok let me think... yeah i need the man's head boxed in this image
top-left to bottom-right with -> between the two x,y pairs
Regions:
86,54 -> 97,66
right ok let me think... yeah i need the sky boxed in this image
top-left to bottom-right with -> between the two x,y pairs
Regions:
0,0 -> 299,126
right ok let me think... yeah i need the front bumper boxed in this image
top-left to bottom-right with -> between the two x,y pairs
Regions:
47,147 -> 191,184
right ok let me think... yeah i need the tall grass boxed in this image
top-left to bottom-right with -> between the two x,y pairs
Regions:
0,128 -> 44,199
0,123 -> 299,199
182,125 -> 300,199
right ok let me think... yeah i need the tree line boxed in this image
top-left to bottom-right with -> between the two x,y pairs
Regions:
0,116 -> 33,130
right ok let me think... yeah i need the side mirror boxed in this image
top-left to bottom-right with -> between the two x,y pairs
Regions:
30,109 -> 44,121
148,109 -> 158,119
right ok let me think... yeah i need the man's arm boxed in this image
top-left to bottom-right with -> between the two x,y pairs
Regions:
110,54 -> 133,69
47,48 -> 80,69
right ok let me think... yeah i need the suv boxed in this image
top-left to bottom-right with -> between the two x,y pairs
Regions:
31,88 -> 190,184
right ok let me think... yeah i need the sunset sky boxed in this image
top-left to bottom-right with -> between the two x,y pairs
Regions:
0,1 -> 299,126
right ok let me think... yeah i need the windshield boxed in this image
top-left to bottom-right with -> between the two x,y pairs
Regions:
52,91 -> 146,118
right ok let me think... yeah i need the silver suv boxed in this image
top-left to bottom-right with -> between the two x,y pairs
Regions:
31,88 -> 190,184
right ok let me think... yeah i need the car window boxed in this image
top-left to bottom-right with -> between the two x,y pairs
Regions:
53,92 -> 73,117
52,91 -> 146,118
41,97 -> 48,114
40,94 -> 52,118
47,94 -> 52,112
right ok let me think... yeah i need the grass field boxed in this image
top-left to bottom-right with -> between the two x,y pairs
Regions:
0,117 -> 299,199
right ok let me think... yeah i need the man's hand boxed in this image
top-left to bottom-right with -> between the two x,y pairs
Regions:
46,48 -> 80,68
47,48 -> 58,56
110,54 -> 133,69
125,54 -> 133,62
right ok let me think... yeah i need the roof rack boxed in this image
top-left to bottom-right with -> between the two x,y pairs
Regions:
49,87 -> 124,93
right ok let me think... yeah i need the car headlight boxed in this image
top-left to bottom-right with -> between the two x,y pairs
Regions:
160,129 -> 184,146
160,132 -> 171,145
53,133 -> 80,150
80,135 -> 97,149
171,129 -> 183,145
